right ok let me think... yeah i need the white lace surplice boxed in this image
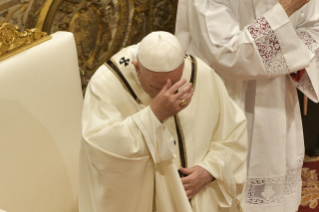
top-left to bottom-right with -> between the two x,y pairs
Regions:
175,0 -> 319,211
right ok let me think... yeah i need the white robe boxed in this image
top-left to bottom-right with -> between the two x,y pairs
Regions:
175,1 -> 319,212
80,45 -> 248,212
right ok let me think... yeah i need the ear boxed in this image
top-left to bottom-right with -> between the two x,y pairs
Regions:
132,61 -> 141,76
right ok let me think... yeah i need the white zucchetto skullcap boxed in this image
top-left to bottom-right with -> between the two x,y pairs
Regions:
137,31 -> 184,72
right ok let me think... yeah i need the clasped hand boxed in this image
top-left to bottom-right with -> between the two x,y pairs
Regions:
151,79 -> 193,122
180,166 -> 214,199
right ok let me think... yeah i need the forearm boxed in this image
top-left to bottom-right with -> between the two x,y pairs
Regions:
83,106 -> 176,164
247,3 -> 310,76
188,1 -> 309,81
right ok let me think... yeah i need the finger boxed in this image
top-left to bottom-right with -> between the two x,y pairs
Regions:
181,177 -> 191,185
167,79 -> 187,94
181,175 -> 192,184
180,166 -> 195,175
166,79 -> 172,89
181,173 -> 196,185
158,79 -> 172,96
186,190 -> 193,199
181,176 -> 192,185
180,88 -> 193,107
182,183 -> 192,190
175,83 -> 193,100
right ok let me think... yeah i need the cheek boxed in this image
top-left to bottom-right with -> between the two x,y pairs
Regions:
144,86 -> 159,98
146,88 -> 158,98
138,74 -> 161,97
152,90 -> 160,97
139,78 -> 153,96
138,75 -> 146,89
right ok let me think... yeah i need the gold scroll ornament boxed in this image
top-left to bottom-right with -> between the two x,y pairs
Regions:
0,22 -> 51,62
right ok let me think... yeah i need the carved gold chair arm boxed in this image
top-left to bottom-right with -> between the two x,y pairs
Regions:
0,23 -> 52,62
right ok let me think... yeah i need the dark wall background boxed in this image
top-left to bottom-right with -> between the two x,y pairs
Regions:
0,0 -> 178,93
298,90 -> 319,150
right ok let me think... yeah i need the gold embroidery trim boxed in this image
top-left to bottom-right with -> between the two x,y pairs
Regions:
236,199 -> 244,212
190,198 -> 196,212
0,23 -> 52,62
175,115 -> 188,168
189,55 -> 198,91
175,115 -> 193,209
105,62 -> 142,104
105,62 -> 131,93
106,59 -> 142,104
152,174 -> 156,212
110,58 -> 121,70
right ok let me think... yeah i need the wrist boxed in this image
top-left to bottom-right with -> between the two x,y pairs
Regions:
197,165 -> 214,184
279,2 -> 293,17
206,174 -> 214,184
279,0 -> 308,17
283,8 -> 293,17
150,104 -> 165,123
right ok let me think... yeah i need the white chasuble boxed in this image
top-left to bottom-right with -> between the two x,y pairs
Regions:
80,45 -> 248,212
175,0 -> 319,212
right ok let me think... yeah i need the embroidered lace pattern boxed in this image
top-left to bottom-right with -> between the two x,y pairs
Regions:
248,17 -> 289,76
290,70 -> 315,95
289,30 -> 319,96
246,158 -> 303,205
297,30 -> 319,69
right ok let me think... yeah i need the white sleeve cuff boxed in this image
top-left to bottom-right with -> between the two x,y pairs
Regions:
132,106 -> 175,164
264,3 -> 309,72
196,152 -> 236,205
263,3 -> 290,30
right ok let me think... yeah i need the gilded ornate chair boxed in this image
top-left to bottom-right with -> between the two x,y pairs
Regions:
0,24 -> 82,212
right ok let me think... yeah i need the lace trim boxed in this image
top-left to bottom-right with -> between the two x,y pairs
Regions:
246,158 -> 303,205
290,70 -> 315,94
247,17 -> 289,76
288,31 -> 318,96
297,30 -> 319,68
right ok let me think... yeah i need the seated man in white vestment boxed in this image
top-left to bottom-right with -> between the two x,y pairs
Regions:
80,31 -> 248,212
